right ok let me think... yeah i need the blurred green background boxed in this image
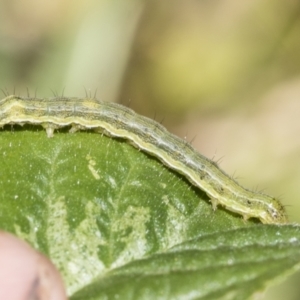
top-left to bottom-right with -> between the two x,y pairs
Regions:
0,0 -> 300,299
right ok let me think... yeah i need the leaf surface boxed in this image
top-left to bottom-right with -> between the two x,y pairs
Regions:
0,127 -> 299,300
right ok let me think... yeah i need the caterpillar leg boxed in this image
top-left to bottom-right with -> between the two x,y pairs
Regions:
42,123 -> 60,138
210,197 -> 219,211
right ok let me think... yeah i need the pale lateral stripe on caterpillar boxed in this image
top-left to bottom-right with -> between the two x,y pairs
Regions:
0,95 -> 288,224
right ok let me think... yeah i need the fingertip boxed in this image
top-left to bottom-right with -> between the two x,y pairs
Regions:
0,231 -> 67,300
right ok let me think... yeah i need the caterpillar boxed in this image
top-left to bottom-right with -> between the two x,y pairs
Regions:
0,95 -> 288,224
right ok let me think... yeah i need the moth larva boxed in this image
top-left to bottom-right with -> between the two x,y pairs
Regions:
0,95 -> 288,224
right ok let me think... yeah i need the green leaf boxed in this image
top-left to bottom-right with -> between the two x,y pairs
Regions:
72,226 -> 300,300
0,126 -> 299,300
